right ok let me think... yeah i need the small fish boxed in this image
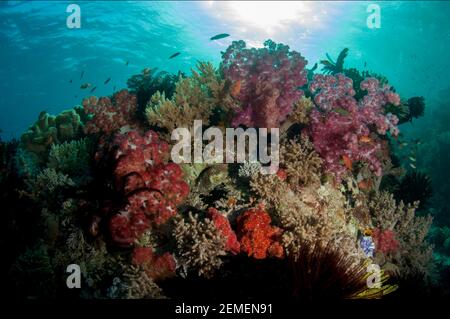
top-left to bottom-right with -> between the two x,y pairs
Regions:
364,62 -> 367,68
342,155 -> 353,170
74,95 -> 78,98
125,60 -> 129,66
80,71 -> 84,79
333,108 -> 350,116
113,86 -> 116,92
358,179 -> 372,190
410,163 -> 417,169
90,86 -> 97,93
210,33 -> 230,41
230,80 -> 242,98
80,83 -> 92,89
409,156 -> 416,162
69,79 -> 73,83
104,77 -> 111,85
359,136 -> 372,144
169,52 -> 181,59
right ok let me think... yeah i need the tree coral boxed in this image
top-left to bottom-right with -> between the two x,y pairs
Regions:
221,39 -> 308,128
104,130 -> 189,246
308,74 -> 400,180
236,207 -> 284,259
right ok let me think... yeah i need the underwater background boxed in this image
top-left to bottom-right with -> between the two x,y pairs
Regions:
2,0 -> 450,300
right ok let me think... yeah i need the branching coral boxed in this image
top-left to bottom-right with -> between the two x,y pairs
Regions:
279,134 -> 322,189
146,62 -> 234,135
221,39 -> 308,128
173,211 -> 227,278
127,68 -> 180,116
83,89 -> 139,135
47,138 -> 92,179
369,192 -> 433,277
308,74 -> 400,180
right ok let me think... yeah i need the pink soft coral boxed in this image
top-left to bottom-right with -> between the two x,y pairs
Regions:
372,228 -> 399,255
308,74 -> 400,180
207,208 -> 240,254
222,40 -> 308,128
83,90 -> 139,135
105,130 -> 189,247
132,247 -> 176,281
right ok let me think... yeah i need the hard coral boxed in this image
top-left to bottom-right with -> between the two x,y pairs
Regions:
309,74 -> 400,180
20,109 -> 83,162
222,40 -> 308,128
236,207 -> 284,259
83,89 -> 138,135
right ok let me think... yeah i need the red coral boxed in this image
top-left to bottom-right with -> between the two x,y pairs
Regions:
308,74 -> 400,181
222,40 -> 307,128
207,208 -> 240,254
236,207 -> 284,259
372,228 -> 399,254
83,89 -> 139,135
132,247 -> 176,281
103,130 -> 189,247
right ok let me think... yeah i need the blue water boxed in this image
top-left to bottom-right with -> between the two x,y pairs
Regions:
1,1 -> 450,140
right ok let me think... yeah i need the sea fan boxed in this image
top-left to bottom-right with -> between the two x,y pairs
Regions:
394,171 -> 432,210
320,48 -> 349,75
289,240 -> 396,299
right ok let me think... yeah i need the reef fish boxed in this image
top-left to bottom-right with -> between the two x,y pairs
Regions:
169,52 -> 181,59
125,60 -> 129,66
342,155 -> 353,170
210,33 -> 230,41
80,71 -> 84,79
230,80 -> 242,98
104,77 -> 111,85
333,108 -> 350,116
410,163 -> 417,169
90,86 -> 97,93
359,136 -> 373,144
80,83 -> 92,89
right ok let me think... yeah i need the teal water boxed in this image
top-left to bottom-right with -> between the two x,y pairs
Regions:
1,1 -> 450,139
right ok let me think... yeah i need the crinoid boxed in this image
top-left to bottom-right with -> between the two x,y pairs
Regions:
289,240 -> 396,299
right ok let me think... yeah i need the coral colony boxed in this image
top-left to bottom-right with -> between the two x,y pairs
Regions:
5,39 -> 435,299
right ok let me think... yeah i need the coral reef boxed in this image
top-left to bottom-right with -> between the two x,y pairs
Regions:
222,39 -> 308,128
83,89 -> 139,135
5,38 -> 438,300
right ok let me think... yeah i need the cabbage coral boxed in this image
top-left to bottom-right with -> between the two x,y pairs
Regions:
222,39 -> 308,128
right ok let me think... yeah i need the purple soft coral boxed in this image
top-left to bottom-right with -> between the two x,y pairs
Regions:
308,74 -> 400,180
222,40 -> 308,128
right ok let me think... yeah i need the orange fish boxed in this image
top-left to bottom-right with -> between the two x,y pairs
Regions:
342,155 -> 353,170
358,179 -> 373,190
359,136 -> 372,143
231,80 -> 241,98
